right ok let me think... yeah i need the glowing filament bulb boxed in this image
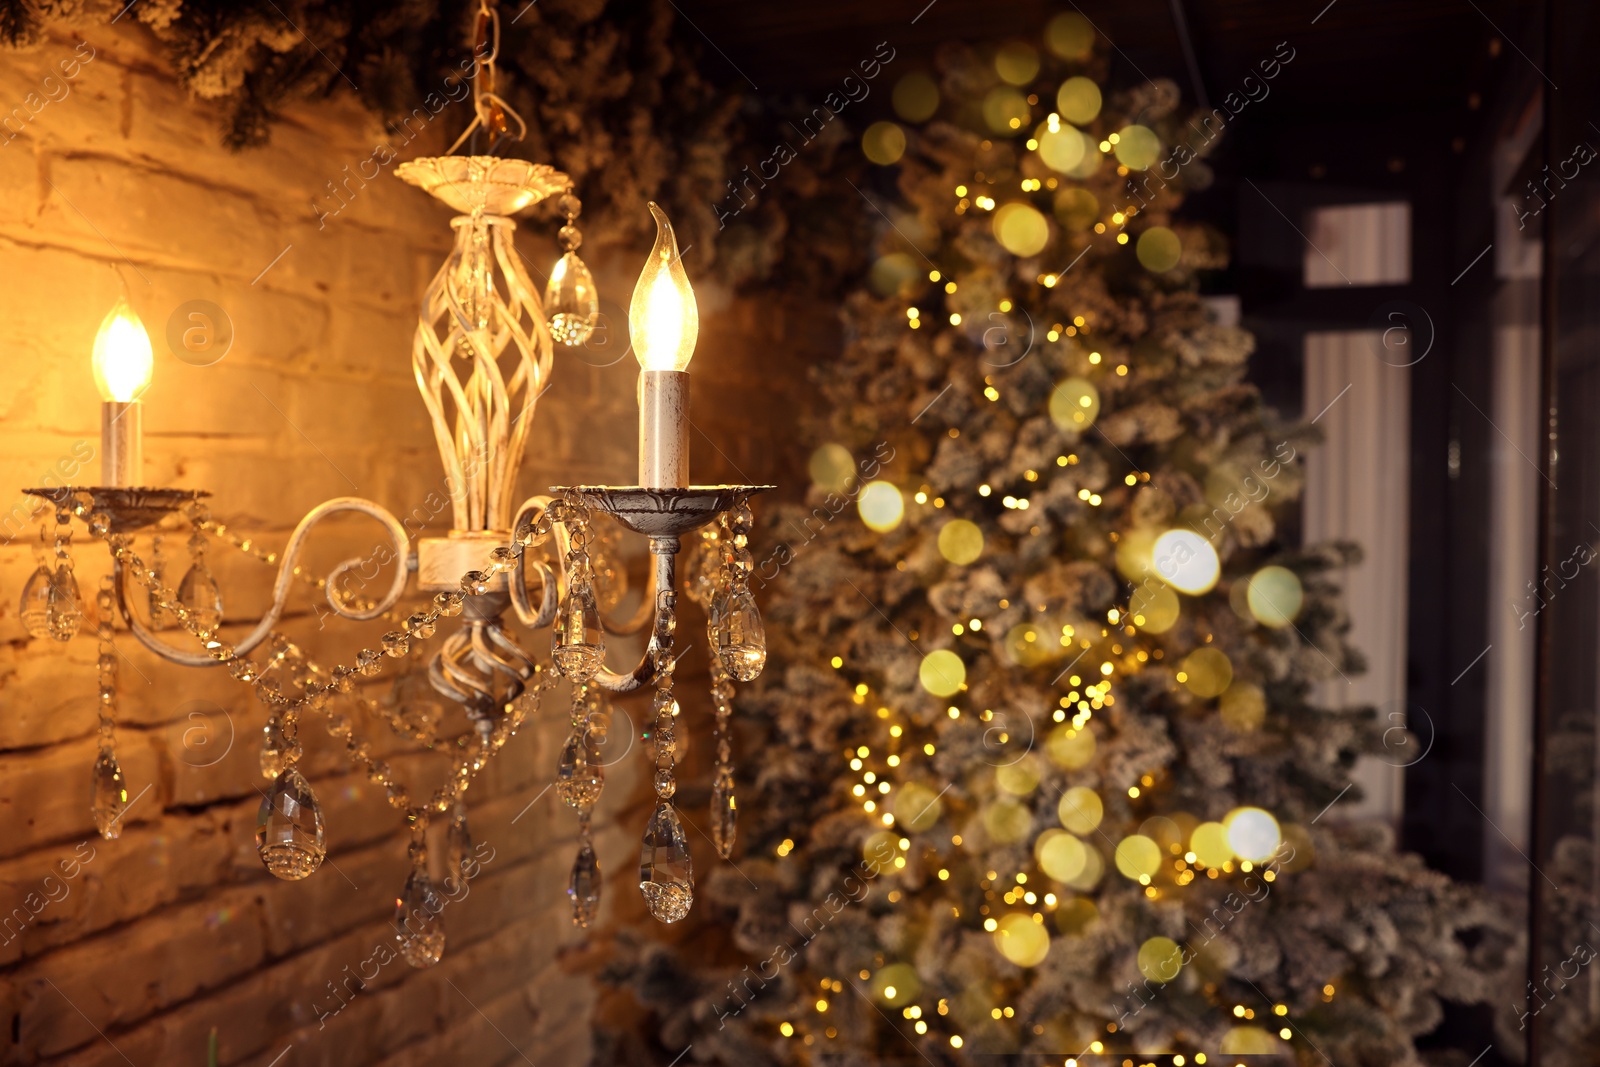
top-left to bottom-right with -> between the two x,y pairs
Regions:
630,202 -> 698,372
91,297 -> 154,402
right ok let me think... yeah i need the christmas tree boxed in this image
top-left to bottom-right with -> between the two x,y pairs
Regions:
611,16 -> 1517,1067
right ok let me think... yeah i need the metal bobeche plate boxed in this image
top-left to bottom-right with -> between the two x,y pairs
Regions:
553,484 -> 775,539
23,486 -> 209,533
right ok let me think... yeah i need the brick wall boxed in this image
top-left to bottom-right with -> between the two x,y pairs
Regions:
0,19 -> 822,1067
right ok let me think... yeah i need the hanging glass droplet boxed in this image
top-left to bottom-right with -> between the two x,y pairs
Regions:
260,717 -> 286,779
711,769 -> 737,860
553,580 -> 605,681
639,802 -> 694,923
19,565 -> 53,638
569,842 -> 601,928
446,805 -> 473,892
177,561 -> 224,637
256,769 -> 326,880
46,565 -> 83,642
556,724 -> 604,809
90,750 -> 128,840
710,587 -> 766,682
545,252 -> 600,346
395,867 -> 446,967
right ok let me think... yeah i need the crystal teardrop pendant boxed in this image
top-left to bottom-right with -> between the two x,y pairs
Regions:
19,565 -> 52,638
556,724 -> 604,809
394,868 -> 446,968
639,802 -> 694,923
259,717 -> 286,779
255,769 -> 327,880
545,251 -> 599,346
46,565 -> 83,642
90,750 -> 128,840
711,769 -> 737,860
569,842 -> 601,928
445,805 -> 473,892
710,587 -> 767,682
552,581 -> 605,681
177,561 -> 224,637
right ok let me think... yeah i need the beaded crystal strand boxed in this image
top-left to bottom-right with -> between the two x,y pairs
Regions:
639,584 -> 692,923
90,576 -> 128,839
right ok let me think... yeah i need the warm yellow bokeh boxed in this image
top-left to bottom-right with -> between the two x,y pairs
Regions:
919,649 -> 966,696
994,912 -> 1051,966
994,201 -> 1051,256
1137,936 -> 1184,983
938,518 -> 984,564
1247,565 -> 1305,628
1181,647 -> 1233,698
859,480 -> 905,531
1114,834 -> 1162,880
1057,786 -> 1103,833
1224,807 -> 1282,862
1049,377 -> 1101,431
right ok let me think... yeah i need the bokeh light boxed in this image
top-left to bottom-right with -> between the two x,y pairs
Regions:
1247,565 -> 1304,628
1046,724 -> 1096,769
1055,896 -> 1098,934
1037,126 -> 1087,173
1130,582 -> 1180,633
1113,124 -> 1161,169
919,649 -> 966,696
894,781 -> 944,832
1190,821 -> 1233,868
1151,529 -> 1220,594
1048,376 -> 1101,431
1224,806 -> 1282,862
1053,186 -> 1099,230
1055,76 -> 1102,124
1221,1027 -> 1285,1056
994,201 -> 1050,256
982,798 -> 1033,843
938,518 -> 984,564
1180,647 -> 1233,698
893,71 -> 940,122
1065,844 -> 1104,890
868,252 -> 919,297
862,121 -> 907,165
809,443 -> 856,493
1057,786 -> 1103,833
995,754 -> 1040,796
994,912 -> 1051,966
872,962 -> 921,1004
1219,681 -> 1267,732
859,480 -> 905,531
1044,12 -> 1095,59
982,86 -> 1032,134
1136,226 -> 1182,272
1137,936 -> 1183,983
995,41 -> 1041,85
1037,831 -> 1089,883
1114,834 -> 1162,880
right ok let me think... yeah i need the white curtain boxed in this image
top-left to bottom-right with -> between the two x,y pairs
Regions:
1304,202 -> 1412,288
1303,332 -> 1413,822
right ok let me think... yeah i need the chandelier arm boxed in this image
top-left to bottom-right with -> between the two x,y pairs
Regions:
507,495 -> 656,635
116,497 -> 411,667
587,545 -> 676,694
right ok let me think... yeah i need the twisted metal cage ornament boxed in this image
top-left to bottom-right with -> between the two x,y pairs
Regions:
19,0 -> 771,966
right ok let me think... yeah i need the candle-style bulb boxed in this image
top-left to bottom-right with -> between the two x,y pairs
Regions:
91,297 -> 154,403
629,203 -> 698,372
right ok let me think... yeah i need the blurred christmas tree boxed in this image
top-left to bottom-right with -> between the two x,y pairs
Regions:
609,13 -> 1518,1067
